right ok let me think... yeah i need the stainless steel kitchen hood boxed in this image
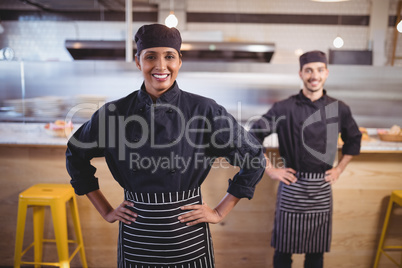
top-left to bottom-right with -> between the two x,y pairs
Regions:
65,40 -> 275,62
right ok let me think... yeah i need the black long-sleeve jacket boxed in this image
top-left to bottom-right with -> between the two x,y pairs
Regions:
249,90 -> 361,173
66,82 -> 266,199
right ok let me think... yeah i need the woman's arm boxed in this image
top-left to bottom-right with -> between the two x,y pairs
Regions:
178,193 -> 240,226
86,189 -> 138,224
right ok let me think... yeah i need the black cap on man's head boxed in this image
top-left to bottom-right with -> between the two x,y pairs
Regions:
135,24 -> 182,56
299,50 -> 327,70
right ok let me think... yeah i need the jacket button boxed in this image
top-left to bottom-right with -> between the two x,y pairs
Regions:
134,138 -> 139,142
170,169 -> 176,173
167,109 -> 173,113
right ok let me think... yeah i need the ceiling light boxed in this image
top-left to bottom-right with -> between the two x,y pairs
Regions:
311,0 -> 350,2
247,45 -> 271,52
333,36 -> 344,48
165,12 -> 178,28
333,14 -> 344,48
0,47 -> 15,61
397,20 -> 402,33
294,49 -> 304,56
165,0 -> 178,28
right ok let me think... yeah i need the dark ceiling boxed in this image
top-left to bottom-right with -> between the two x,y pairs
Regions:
0,0 -> 157,12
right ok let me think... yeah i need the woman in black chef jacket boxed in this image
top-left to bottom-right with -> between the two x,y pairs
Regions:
66,24 -> 265,268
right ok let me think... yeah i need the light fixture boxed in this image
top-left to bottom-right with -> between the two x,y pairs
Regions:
0,16 -> 4,34
294,48 -> 304,57
165,12 -> 178,28
333,36 -> 344,48
397,20 -> 402,33
333,13 -> 344,48
311,0 -> 350,2
165,0 -> 178,28
247,45 -> 271,52
0,47 -> 15,61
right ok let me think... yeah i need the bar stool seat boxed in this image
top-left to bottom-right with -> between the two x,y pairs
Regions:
374,190 -> 402,268
14,183 -> 88,268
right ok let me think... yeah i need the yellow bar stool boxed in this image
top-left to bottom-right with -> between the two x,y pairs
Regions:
374,190 -> 402,268
14,183 -> 88,268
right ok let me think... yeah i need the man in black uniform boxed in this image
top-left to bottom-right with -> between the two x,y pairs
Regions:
249,50 -> 361,268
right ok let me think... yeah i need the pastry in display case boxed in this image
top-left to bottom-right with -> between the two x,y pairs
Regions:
44,120 -> 74,138
378,125 -> 402,142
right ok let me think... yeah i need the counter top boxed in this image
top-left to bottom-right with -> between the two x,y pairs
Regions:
0,123 -> 70,146
0,123 -> 401,152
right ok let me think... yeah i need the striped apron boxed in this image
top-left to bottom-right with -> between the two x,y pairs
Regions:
271,172 -> 332,254
118,187 -> 215,268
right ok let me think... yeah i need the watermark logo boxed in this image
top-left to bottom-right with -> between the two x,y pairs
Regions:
302,101 -> 339,165
64,100 -> 339,167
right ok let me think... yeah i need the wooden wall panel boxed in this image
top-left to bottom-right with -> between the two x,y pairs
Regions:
0,146 -> 401,267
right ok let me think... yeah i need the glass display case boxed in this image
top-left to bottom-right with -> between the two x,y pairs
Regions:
0,60 -> 140,124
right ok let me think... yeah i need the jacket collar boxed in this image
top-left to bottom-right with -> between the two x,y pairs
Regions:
297,89 -> 328,105
138,81 -> 180,105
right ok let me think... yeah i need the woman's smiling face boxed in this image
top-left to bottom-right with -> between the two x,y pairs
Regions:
135,47 -> 182,101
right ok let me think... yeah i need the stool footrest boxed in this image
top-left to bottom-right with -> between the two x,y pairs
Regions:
21,260 -> 61,267
383,246 -> 402,250
42,239 -> 80,244
69,246 -> 82,262
20,242 -> 83,263
20,243 -> 34,257
381,251 -> 402,267
21,239 -> 81,259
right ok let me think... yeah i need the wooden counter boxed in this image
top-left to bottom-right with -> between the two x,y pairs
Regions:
0,123 -> 401,267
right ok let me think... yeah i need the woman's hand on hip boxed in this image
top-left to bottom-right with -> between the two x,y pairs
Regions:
179,202 -> 222,226
104,200 -> 138,225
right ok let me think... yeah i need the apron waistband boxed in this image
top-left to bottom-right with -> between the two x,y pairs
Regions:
296,171 -> 326,180
125,187 -> 201,204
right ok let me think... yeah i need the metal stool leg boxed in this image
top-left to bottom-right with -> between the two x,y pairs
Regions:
374,197 -> 393,268
14,199 -> 28,268
51,201 -> 70,268
400,251 -> 402,268
33,206 -> 45,268
69,196 -> 88,268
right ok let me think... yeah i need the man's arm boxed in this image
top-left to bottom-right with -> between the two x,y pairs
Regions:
264,153 -> 297,185
325,154 -> 354,184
